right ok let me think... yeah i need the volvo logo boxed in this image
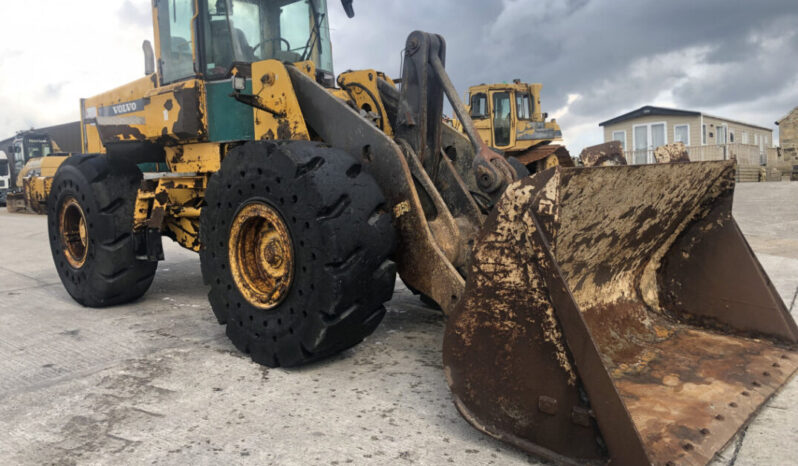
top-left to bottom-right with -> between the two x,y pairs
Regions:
98,98 -> 147,117
112,102 -> 138,114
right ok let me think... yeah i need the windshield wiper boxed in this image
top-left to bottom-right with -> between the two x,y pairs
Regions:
301,0 -> 324,62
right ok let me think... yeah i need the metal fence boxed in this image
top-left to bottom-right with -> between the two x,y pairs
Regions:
623,143 -> 776,166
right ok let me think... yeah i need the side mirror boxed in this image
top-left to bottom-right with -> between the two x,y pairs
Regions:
6,146 -> 12,155
341,0 -> 354,18
143,40 -> 155,76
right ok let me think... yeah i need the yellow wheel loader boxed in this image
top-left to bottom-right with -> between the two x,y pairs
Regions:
455,80 -> 573,172
42,1 -> 797,464
5,132 -> 70,213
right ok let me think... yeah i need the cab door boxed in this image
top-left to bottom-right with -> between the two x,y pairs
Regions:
490,90 -> 514,149
468,92 -> 492,146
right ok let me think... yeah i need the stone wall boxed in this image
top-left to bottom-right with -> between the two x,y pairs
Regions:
775,107 -> 798,177
779,107 -> 798,147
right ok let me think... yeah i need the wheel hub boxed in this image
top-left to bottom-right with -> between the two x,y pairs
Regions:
229,202 -> 294,309
59,197 -> 89,268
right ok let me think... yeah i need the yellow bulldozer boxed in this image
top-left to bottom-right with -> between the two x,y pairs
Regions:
455,80 -> 573,172
38,1 -> 797,464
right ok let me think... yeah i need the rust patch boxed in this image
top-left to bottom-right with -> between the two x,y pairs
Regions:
154,189 -> 169,205
98,124 -> 146,142
443,171 -> 602,463
228,202 -> 294,309
276,119 -> 292,140
169,146 -> 185,165
444,160 -> 798,465
172,86 -> 205,140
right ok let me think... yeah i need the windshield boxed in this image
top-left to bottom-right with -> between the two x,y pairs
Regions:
26,138 -> 52,159
469,93 -> 488,119
0,158 -> 8,177
204,0 -> 332,78
515,92 -> 531,120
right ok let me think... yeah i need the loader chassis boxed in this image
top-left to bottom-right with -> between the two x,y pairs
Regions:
56,0 -> 511,361
44,1 -> 798,465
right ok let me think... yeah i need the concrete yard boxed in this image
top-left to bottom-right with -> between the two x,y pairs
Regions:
0,181 -> 796,466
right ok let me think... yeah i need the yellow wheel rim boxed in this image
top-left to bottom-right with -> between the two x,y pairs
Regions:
228,202 -> 294,309
59,197 -> 89,268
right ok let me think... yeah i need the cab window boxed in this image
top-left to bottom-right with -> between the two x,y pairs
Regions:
516,93 -> 531,120
492,92 -> 512,147
158,0 -> 196,84
13,141 -> 24,172
204,0 -> 333,79
27,140 -> 52,158
469,93 -> 488,119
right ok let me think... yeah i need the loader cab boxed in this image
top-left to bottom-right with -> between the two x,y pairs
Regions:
82,0 -> 340,155
154,0 -> 334,85
7,133 -> 54,186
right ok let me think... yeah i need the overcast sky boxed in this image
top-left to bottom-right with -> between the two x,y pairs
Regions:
1,0 -> 796,153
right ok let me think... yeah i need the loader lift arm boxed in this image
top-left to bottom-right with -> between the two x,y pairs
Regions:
288,31 -> 516,313
291,32 -> 798,464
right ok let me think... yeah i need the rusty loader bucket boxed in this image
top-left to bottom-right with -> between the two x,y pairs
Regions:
443,160 -> 798,465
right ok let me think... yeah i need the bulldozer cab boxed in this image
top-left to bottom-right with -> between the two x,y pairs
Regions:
466,81 -> 562,152
154,0 -> 333,85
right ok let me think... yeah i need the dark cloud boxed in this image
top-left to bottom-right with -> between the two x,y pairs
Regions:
330,0 -> 798,149
673,23 -> 798,108
4,1 -> 794,151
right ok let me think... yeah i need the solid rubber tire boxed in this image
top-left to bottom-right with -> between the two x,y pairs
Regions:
47,154 -> 159,307
200,141 -> 396,367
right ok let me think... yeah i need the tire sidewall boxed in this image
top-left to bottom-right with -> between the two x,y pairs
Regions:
48,163 -> 103,303
47,155 -> 157,307
200,140 -> 396,366
201,149 -> 331,346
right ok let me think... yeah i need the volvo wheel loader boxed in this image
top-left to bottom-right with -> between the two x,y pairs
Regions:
455,80 -> 573,172
43,1 -> 798,464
